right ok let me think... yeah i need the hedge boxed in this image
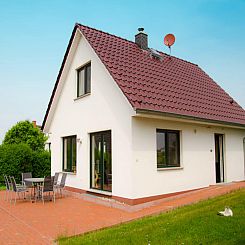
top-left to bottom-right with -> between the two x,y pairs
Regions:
32,150 -> 51,179
0,143 -> 51,184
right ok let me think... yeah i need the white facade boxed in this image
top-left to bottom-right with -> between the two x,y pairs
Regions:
131,116 -> 245,198
44,29 -> 245,202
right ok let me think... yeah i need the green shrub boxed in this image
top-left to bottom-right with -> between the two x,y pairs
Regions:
3,120 -> 47,151
0,143 -> 33,183
32,150 -> 51,178
0,143 -> 51,184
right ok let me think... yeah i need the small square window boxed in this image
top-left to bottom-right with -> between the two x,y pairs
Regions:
77,63 -> 91,97
156,129 -> 180,168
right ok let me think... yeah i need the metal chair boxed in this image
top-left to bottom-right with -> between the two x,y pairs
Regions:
53,172 -> 60,186
3,175 -> 11,201
21,172 -> 34,198
10,176 -> 28,205
7,175 -> 14,202
22,172 -> 32,187
54,173 -> 67,198
38,176 -> 55,204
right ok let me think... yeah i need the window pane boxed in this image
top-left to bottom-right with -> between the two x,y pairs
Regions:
157,131 -> 166,168
67,138 -> 72,171
63,136 -> 77,172
78,69 -> 85,96
72,137 -> 77,172
157,130 -> 180,168
63,139 -> 67,170
167,133 -> 179,166
91,134 -> 102,189
86,65 -> 91,93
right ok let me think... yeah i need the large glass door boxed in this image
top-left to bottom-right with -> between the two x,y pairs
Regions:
90,131 -> 112,192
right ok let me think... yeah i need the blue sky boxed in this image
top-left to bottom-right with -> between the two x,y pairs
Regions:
0,0 -> 244,141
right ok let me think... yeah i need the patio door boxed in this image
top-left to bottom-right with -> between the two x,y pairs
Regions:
90,131 -> 112,192
214,134 -> 225,183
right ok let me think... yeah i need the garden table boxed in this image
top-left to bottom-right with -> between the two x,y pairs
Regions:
24,177 -> 44,201
24,178 -> 44,183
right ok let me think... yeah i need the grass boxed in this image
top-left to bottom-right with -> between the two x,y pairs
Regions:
0,185 -> 5,191
58,188 -> 245,245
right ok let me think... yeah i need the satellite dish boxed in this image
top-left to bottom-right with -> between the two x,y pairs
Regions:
164,34 -> 175,56
164,34 -> 175,47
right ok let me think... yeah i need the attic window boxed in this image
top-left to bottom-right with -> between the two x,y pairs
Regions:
77,62 -> 91,97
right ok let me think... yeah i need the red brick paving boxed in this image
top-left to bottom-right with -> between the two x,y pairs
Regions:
0,181 -> 244,244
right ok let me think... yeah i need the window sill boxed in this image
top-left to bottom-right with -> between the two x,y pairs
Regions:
74,93 -> 91,101
157,167 -> 183,171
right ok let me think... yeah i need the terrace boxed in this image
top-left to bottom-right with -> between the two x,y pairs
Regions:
0,181 -> 244,244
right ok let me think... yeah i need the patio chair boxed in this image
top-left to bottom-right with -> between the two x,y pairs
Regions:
10,176 -> 28,205
53,172 -> 60,186
22,172 -> 32,187
54,173 -> 67,198
38,176 -> 55,204
8,175 -> 15,202
22,172 -> 34,197
3,175 -> 11,201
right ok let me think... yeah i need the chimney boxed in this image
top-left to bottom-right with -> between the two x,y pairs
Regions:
32,120 -> 37,128
135,28 -> 148,50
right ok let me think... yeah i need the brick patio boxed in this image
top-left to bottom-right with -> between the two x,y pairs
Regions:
0,181 -> 244,245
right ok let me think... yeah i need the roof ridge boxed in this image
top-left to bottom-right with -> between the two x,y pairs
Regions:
76,22 -> 137,45
156,49 -> 198,67
76,23 -> 198,67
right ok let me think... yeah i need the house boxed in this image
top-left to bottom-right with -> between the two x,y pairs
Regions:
42,23 -> 245,205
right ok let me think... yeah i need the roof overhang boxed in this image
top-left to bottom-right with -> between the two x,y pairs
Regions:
135,109 -> 245,129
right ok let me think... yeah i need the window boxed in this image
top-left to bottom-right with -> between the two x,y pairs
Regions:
63,136 -> 77,173
156,129 -> 180,168
77,62 -> 91,97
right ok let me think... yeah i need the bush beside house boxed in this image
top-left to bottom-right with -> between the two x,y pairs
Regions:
31,150 -> 51,180
3,120 -> 47,151
0,121 -> 51,184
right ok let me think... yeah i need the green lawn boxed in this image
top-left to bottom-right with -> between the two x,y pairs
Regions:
59,188 -> 245,245
0,185 -> 5,191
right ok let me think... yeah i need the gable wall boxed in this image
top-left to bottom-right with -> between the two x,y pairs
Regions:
47,31 -> 135,198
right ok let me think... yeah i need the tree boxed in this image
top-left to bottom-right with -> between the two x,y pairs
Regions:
3,120 -> 48,151
0,143 -> 51,184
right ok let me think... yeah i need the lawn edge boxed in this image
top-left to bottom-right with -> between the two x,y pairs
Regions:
57,187 -> 245,243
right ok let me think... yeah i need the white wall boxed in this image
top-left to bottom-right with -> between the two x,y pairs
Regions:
225,129 -> 245,181
46,30 -> 135,199
131,117 -> 245,199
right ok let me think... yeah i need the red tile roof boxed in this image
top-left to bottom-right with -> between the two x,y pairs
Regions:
78,24 -> 245,126
42,24 -> 245,129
